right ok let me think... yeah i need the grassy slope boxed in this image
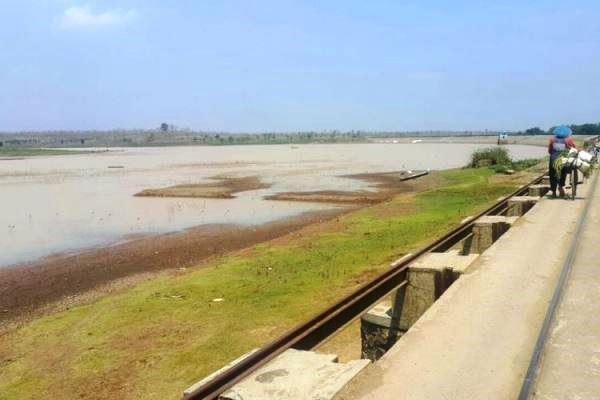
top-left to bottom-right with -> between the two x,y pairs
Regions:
0,167 -> 522,400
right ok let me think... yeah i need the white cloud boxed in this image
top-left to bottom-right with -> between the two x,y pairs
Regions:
57,6 -> 136,30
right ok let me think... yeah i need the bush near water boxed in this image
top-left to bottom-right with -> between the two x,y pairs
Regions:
469,147 -> 541,174
469,147 -> 512,167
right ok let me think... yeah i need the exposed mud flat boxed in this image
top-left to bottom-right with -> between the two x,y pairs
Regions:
265,171 -> 435,204
134,175 -> 270,199
266,190 -> 384,204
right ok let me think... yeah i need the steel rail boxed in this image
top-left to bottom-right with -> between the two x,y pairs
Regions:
185,173 -> 544,400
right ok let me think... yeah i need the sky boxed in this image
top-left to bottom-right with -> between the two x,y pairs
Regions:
1,1 -> 599,132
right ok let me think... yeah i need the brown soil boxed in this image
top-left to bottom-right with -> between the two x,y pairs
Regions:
0,209 -> 345,324
265,171 -> 435,204
134,175 -> 269,199
265,190 -> 383,204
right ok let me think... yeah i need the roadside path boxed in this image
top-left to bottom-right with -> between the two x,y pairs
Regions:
532,176 -> 600,399
337,177 -> 595,400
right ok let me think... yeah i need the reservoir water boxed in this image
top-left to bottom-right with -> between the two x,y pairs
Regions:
0,143 -> 545,266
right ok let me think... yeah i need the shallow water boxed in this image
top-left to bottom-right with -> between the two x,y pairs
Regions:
0,143 -> 545,266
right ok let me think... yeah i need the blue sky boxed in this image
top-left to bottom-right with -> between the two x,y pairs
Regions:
1,1 -> 599,132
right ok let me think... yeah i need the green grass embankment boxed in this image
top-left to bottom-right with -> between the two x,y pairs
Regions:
0,148 -> 91,157
0,167 -> 526,400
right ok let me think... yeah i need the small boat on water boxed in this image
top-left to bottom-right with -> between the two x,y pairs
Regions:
400,170 -> 429,181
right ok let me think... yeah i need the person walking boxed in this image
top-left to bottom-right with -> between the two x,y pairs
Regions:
548,125 -> 577,198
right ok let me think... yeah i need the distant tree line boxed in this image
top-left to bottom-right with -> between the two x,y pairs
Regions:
1,122 -> 599,148
0,129 -> 368,148
0,127 -> 501,149
519,122 -> 600,136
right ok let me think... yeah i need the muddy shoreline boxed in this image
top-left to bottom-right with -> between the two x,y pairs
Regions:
0,170 -> 437,326
265,171 -> 435,204
0,209 -> 356,325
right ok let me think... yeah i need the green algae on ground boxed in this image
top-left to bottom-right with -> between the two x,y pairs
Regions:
0,167 -> 518,400
0,148 -> 92,157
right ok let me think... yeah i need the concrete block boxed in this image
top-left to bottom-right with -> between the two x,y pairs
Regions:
361,300 -> 398,328
183,349 -> 260,399
528,184 -> 550,197
218,349 -> 370,400
466,215 -> 518,254
360,297 -> 403,361
507,196 -> 539,216
400,251 -> 479,327
361,250 -> 478,360
542,175 -> 551,185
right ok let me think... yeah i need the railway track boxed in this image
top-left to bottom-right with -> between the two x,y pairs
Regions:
185,173 -> 545,400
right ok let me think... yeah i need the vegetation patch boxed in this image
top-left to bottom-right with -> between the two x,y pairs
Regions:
468,147 -> 543,174
0,148 -> 91,157
0,167 -> 527,400
468,147 -> 512,167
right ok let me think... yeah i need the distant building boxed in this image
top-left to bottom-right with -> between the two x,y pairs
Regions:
498,132 -> 509,145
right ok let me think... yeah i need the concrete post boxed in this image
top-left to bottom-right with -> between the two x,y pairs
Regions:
466,215 -> 518,254
507,196 -> 539,216
360,251 -> 478,360
528,184 -> 550,197
542,175 -> 551,185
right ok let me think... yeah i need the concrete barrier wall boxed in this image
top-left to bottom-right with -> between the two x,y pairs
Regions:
360,183 -> 549,360
336,177 -> 593,400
